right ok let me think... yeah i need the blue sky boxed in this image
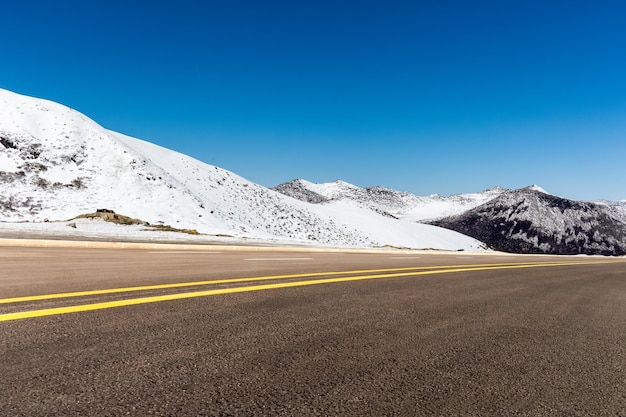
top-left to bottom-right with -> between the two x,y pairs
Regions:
2,0 -> 625,200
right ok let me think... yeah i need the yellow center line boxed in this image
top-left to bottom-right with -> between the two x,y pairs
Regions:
1,259 -> 623,322
0,260 -> 608,305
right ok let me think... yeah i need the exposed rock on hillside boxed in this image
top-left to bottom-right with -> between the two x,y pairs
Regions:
272,180 -> 330,204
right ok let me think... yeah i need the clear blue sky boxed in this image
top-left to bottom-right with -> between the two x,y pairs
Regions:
2,0 -> 625,200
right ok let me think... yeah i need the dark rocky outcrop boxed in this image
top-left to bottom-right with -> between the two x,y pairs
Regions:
430,189 -> 626,256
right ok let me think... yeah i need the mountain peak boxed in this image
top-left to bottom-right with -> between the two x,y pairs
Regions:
523,184 -> 550,194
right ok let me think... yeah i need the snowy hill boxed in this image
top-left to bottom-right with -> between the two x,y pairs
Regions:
0,88 -> 483,251
430,188 -> 626,256
273,179 -> 507,221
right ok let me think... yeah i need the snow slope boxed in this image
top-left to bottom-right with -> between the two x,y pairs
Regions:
0,88 -> 483,251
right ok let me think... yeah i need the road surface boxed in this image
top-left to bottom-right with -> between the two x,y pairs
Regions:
1,246 -> 625,416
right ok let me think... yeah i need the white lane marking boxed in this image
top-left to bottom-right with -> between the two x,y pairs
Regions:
390,256 -> 421,259
245,258 -> 314,261
310,252 -> 344,255
149,251 -> 222,254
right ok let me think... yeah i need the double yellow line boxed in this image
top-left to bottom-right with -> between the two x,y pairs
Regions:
0,259 -> 622,322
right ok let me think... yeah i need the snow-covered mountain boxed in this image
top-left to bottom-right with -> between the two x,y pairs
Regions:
275,180 -> 626,256
273,178 -> 507,221
0,88 -> 483,251
430,188 -> 626,256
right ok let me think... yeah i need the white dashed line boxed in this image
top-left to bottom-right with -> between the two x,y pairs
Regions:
245,258 -> 314,261
149,251 -> 222,254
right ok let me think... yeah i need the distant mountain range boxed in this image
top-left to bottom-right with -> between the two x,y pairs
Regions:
2,88 -> 624,255
274,181 -> 626,256
273,179 -> 510,221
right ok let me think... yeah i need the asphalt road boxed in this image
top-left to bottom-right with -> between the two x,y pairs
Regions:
1,246 -> 625,416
